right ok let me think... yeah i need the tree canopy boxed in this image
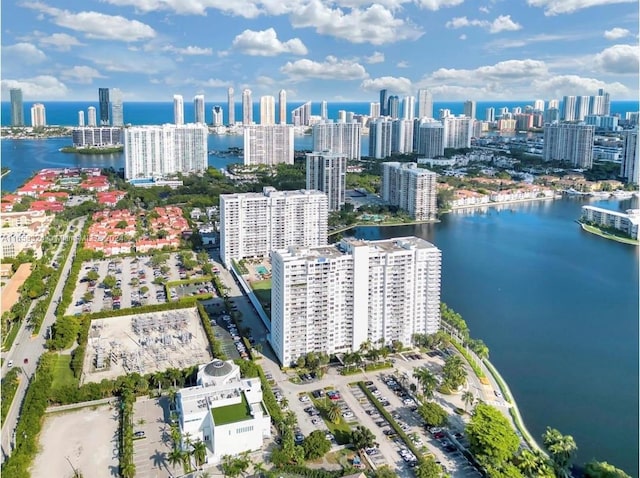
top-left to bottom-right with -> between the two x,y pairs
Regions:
302,430 -> 331,460
417,401 -> 448,428
466,403 -> 520,466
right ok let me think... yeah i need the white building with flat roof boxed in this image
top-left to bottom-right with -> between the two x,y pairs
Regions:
581,206 -> 639,239
220,187 -> 328,268
243,124 -> 294,166
382,162 -> 437,221
312,121 -> 361,160
176,360 -> 271,465
306,151 -> 347,211
270,236 -> 442,366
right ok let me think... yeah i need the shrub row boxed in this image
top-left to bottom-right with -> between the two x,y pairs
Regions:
196,302 -> 227,360
119,387 -> 136,478
1,354 -> 55,478
450,341 -> 486,380
270,464 -> 344,478
482,359 -> 511,404
0,368 -> 21,426
165,276 -> 213,288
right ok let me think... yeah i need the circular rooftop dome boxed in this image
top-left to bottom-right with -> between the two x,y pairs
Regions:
203,359 -> 233,377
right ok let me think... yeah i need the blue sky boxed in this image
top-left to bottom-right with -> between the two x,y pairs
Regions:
2,0 -> 638,102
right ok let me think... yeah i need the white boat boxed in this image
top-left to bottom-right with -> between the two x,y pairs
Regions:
589,191 -> 611,199
612,190 -> 633,199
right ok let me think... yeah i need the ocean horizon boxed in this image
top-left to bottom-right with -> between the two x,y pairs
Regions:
2,100 -> 638,128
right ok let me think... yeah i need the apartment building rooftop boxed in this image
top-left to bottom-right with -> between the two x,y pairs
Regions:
221,186 -> 326,200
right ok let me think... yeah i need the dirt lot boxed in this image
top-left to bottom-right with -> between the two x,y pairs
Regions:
31,404 -> 119,478
82,308 -> 212,384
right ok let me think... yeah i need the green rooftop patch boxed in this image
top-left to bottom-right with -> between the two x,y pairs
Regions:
211,393 -> 252,426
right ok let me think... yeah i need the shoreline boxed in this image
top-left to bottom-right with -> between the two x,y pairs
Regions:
577,221 -> 639,246
1,169 -> 10,179
328,219 -> 439,237
448,195 -> 557,211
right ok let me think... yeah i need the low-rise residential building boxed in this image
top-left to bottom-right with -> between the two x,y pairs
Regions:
0,210 -> 54,259
581,206 -> 640,239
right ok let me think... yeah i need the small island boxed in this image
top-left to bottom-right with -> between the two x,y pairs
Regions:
60,145 -> 124,155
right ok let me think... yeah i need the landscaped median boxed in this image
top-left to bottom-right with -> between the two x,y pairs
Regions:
309,395 -> 352,445
0,367 -> 21,426
449,341 -> 489,385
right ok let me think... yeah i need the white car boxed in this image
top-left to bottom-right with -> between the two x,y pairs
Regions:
299,395 -> 310,402
7,360 -> 13,367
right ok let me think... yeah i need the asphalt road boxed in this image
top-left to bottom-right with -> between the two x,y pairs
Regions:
1,217 -> 86,460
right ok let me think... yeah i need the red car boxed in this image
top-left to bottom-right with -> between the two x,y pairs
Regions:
433,431 -> 446,439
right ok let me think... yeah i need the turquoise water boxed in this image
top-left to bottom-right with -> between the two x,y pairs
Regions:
256,265 -> 269,275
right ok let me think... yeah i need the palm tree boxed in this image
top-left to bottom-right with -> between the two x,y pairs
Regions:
121,462 -> 136,478
280,397 -> 289,409
192,439 -> 208,468
543,427 -> 577,478
413,368 -> 438,400
517,449 -> 554,478
351,425 -> 376,450
442,355 -> 467,390
461,390 -> 475,411
167,387 -> 178,408
326,400 -> 342,424
253,461 -> 266,478
168,448 -> 184,470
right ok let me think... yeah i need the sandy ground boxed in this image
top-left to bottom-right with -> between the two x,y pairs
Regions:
31,404 -> 119,478
82,308 -> 212,384
1,263 -> 32,314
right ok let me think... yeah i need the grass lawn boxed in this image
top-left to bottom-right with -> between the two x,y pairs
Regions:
2,321 -> 21,352
311,397 -> 352,445
211,393 -> 252,425
51,354 -> 77,391
250,279 -> 272,304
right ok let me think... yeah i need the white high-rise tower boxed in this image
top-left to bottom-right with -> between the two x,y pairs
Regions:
260,96 -> 275,125
173,95 -> 184,125
417,89 -> 433,119
227,87 -> 235,125
194,94 -> 205,124
278,89 -> 287,125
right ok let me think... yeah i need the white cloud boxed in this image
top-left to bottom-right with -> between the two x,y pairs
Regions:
593,44 -> 639,74
38,32 -> 83,51
416,0 -> 464,10
530,75 -> 629,97
60,66 -> 105,84
24,2 -> 156,41
281,56 -> 368,80
446,15 -> 522,33
479,6 -> 490,13
459,34 -> 467,40
603,28 -> 632,40
102,0 -> 266,17
485,33 -> 587,50
1,75 -> 68,99
290,1 -> 423,45
199,78 -> 229,87
3,43 -> 46,63
365,51 -> 385,64
231,28 -> 308,56
396,60 -> 409,68
527,0 -> 636,16
361,76 -> 413,95
427,59 -> 548,83
172,45 -> 213,55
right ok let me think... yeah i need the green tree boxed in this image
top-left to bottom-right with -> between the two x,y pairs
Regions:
542,427 -> 577,478
191,439 -> 207,468
374,465 -> 399,478
442,354 -> 467,390
115,220 -> 128,229
461,390 -> 475,412
516,449 -> 554,478
584,461 -> 631,478
415,455 -> 443,478
326,400 -> 342,424
102,275 -> 117,289
121,461 -> 136,478
167,448 -> 184,468
466,403 -> 520,466
350,425 -> 376,450
302,430 -> 331,459
417,401 -> 448,428
413,367 -> 438,400
86,269 -> 99,281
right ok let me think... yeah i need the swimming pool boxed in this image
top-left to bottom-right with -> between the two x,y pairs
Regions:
256,265 -> 268,275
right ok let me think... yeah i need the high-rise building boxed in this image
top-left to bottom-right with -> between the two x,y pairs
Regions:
369,118 -> 393,159
388,96 -> 400,119
243,125 -> 294,166
312,121 -> 362,160
548,99 -> 560,110
380,89 -> 389,116
512,107 -> 522,115
544,108 -> 560,124
543,123 -> 595,168
391,119 -> 414,154
98,88 -> 110,125
278,89 -> 287,125
194,94 -> 205,124
306,151 -> 347,211
30,104 -> 46,127
227,87 -> 235,125
382,162 -> 437,221
576,96 -> 590,121
533,99 -> 545,112
292,101 -> 312,126
337,110 -> 346,123
485,107 -> 495,122
124,124 -> 208,180
562,96 -> 577,121
110,88 -> 124,127
599,88 -> 611,116
514,113 -> 534,131
10,88 -> 24,126
620,129 -> 639,184
72,127 -> 122,147
443,115 -> 473,148
463,100 -> 477,119
260,96 -> 275,125
173,95 -> 184,125
78,110 -> 85,127
219,187 -> 328,268
87,106 -> 97,127
402,96 -> 415,121
370,102 -> 381,118
270,236 -> 442,366
417,89 -> 433,119
320,100 -> 328,121
242,89 -> 253,125
212,106 -> 223,126
416,119 -> 445,158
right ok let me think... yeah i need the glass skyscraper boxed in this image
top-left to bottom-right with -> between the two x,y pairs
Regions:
10,88 -> 24,126
98,88 -> 110,125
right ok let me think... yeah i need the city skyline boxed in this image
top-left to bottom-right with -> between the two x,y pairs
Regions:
1,1 -> 638,102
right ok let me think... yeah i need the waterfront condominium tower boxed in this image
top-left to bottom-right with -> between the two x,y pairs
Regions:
417,89 -> 433,119
306,151 -> 347,211
380,89 -> 389,116
485,107 -> 495,122
543,123 -> 595,168
173,95 -> 185,125
370,102 -> 381,118
388,96 -> 400,119
242,89 -> 253,125
87,106 -> 97,127
30,104 -> 46,127
463,100 -> 477,119
369,118 -> 393,159
99,88 -> 110,125
194,94 -> 205,124
382,162 -> 437,221
278,89 -> 287,124
443,115 -> 473,149
219,186 -> 328,268
402,96 -> 415,121
416,119 -> 445,158
561,96 -> 577,121
212,106 -> 223,126
10,88 -> 24,126
243,124 -> 294,165
320,101 -> 328,121
227,87 -> 235,125
292,101 -> 312,126
78,110 -> 85,127
576,96 -> 590,121
270,236 -> 442,366
124,123 -> 208,179
111,88 -> 124,127
311,120 -> 362,160
620,129 -> 639,184
391,119 -> 414,154
260,96 -> 276,125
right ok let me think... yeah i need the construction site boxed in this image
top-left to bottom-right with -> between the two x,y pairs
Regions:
81,308 -> 212,384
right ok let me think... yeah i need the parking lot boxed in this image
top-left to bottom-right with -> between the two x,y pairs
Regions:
132,396 -> 183,478
67,252 -> 209,315
204,301 -> 251,360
